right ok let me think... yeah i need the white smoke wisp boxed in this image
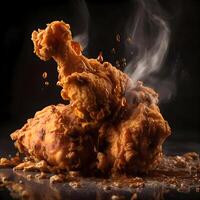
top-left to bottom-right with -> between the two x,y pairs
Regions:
73,0 -> 89,50
74,32 -> 88,50
130,16 -> 169,82
124,0 -> 175,102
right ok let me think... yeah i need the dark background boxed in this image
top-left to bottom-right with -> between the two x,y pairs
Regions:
0,0 -> 199,154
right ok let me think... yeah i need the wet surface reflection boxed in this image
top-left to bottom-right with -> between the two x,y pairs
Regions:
0,164 -> 200,200
0,130 -> 200,200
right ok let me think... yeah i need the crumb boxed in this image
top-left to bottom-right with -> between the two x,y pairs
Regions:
102,185 -> 111,191
42,72 -> 48,79
24,157 -> 29,162
68,181 -> 81,189
35,172 -> 47,179
111,48 -> 116,54
112,181 -> 121,188
68,171 -> 80,177
50,174 -> 66,184
129,177 -> 144,188
116,34 -> 120,42
14,161 -> 35,171
183,152 -> 199,161
0,156 -> 21,168
175,156 -> 186,168
26,174 -> 34,180
127,37 -> 132,43
97,51 -> 103,63
1,176 -> 9,183
122,58 -> 126,63
121,58 -> 127,67
45,81 -> 49,86
115,60 -> 120,68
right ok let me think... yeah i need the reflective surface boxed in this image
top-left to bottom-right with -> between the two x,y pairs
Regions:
0,168 -> 200,200
0,130 -> 200,200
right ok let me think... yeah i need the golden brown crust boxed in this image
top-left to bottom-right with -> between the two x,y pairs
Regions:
100,103 -> 170,174
11,105 -> 96,173
10,21 -> 171,175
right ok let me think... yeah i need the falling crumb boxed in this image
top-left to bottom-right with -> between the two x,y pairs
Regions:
122,58 -> 126,63
127,37 -> 132,43
1,176 -> 9,183
19,180 -> 23,184
42,72 -> 48,79
97,51 -> 103,63
111,48 -> 116,54
116,34 -> 120,42
116,60 -> 120,68
122,63 -> 126,68
45,81 -> 49,86
121,58 -> 127,68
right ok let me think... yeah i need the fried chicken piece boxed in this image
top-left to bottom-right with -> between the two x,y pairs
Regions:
11,105 -> 96,173
31,21 -> 129,122
97,82 -> 170,174
11,21 -> 171,175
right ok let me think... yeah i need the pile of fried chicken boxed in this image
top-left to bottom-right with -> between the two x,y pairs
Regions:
10,21 -> 171,176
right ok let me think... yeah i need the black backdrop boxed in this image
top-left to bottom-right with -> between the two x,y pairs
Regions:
0,0 -> 200,139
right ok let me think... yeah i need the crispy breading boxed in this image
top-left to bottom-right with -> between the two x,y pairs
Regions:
11,21 -> 171,175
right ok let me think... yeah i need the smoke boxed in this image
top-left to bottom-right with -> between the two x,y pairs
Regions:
124,0 -> 176,102
72,0 -> 89,50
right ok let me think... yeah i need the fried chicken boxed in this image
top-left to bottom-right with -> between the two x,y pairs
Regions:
98,83 -> 170,174
11,21 -> 171,175
11,104 -> 97,173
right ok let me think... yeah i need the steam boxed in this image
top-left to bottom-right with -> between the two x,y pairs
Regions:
124,0 -> 175,102
73,0 -> 89,50
74,32 -> 88,50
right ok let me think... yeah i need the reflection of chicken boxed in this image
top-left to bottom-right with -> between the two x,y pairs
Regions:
11,21 -> 171,175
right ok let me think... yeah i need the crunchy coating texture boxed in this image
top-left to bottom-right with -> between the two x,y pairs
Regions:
11,104 -> 96,173
31,21 -> 129,122
11,21 -> 171,175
